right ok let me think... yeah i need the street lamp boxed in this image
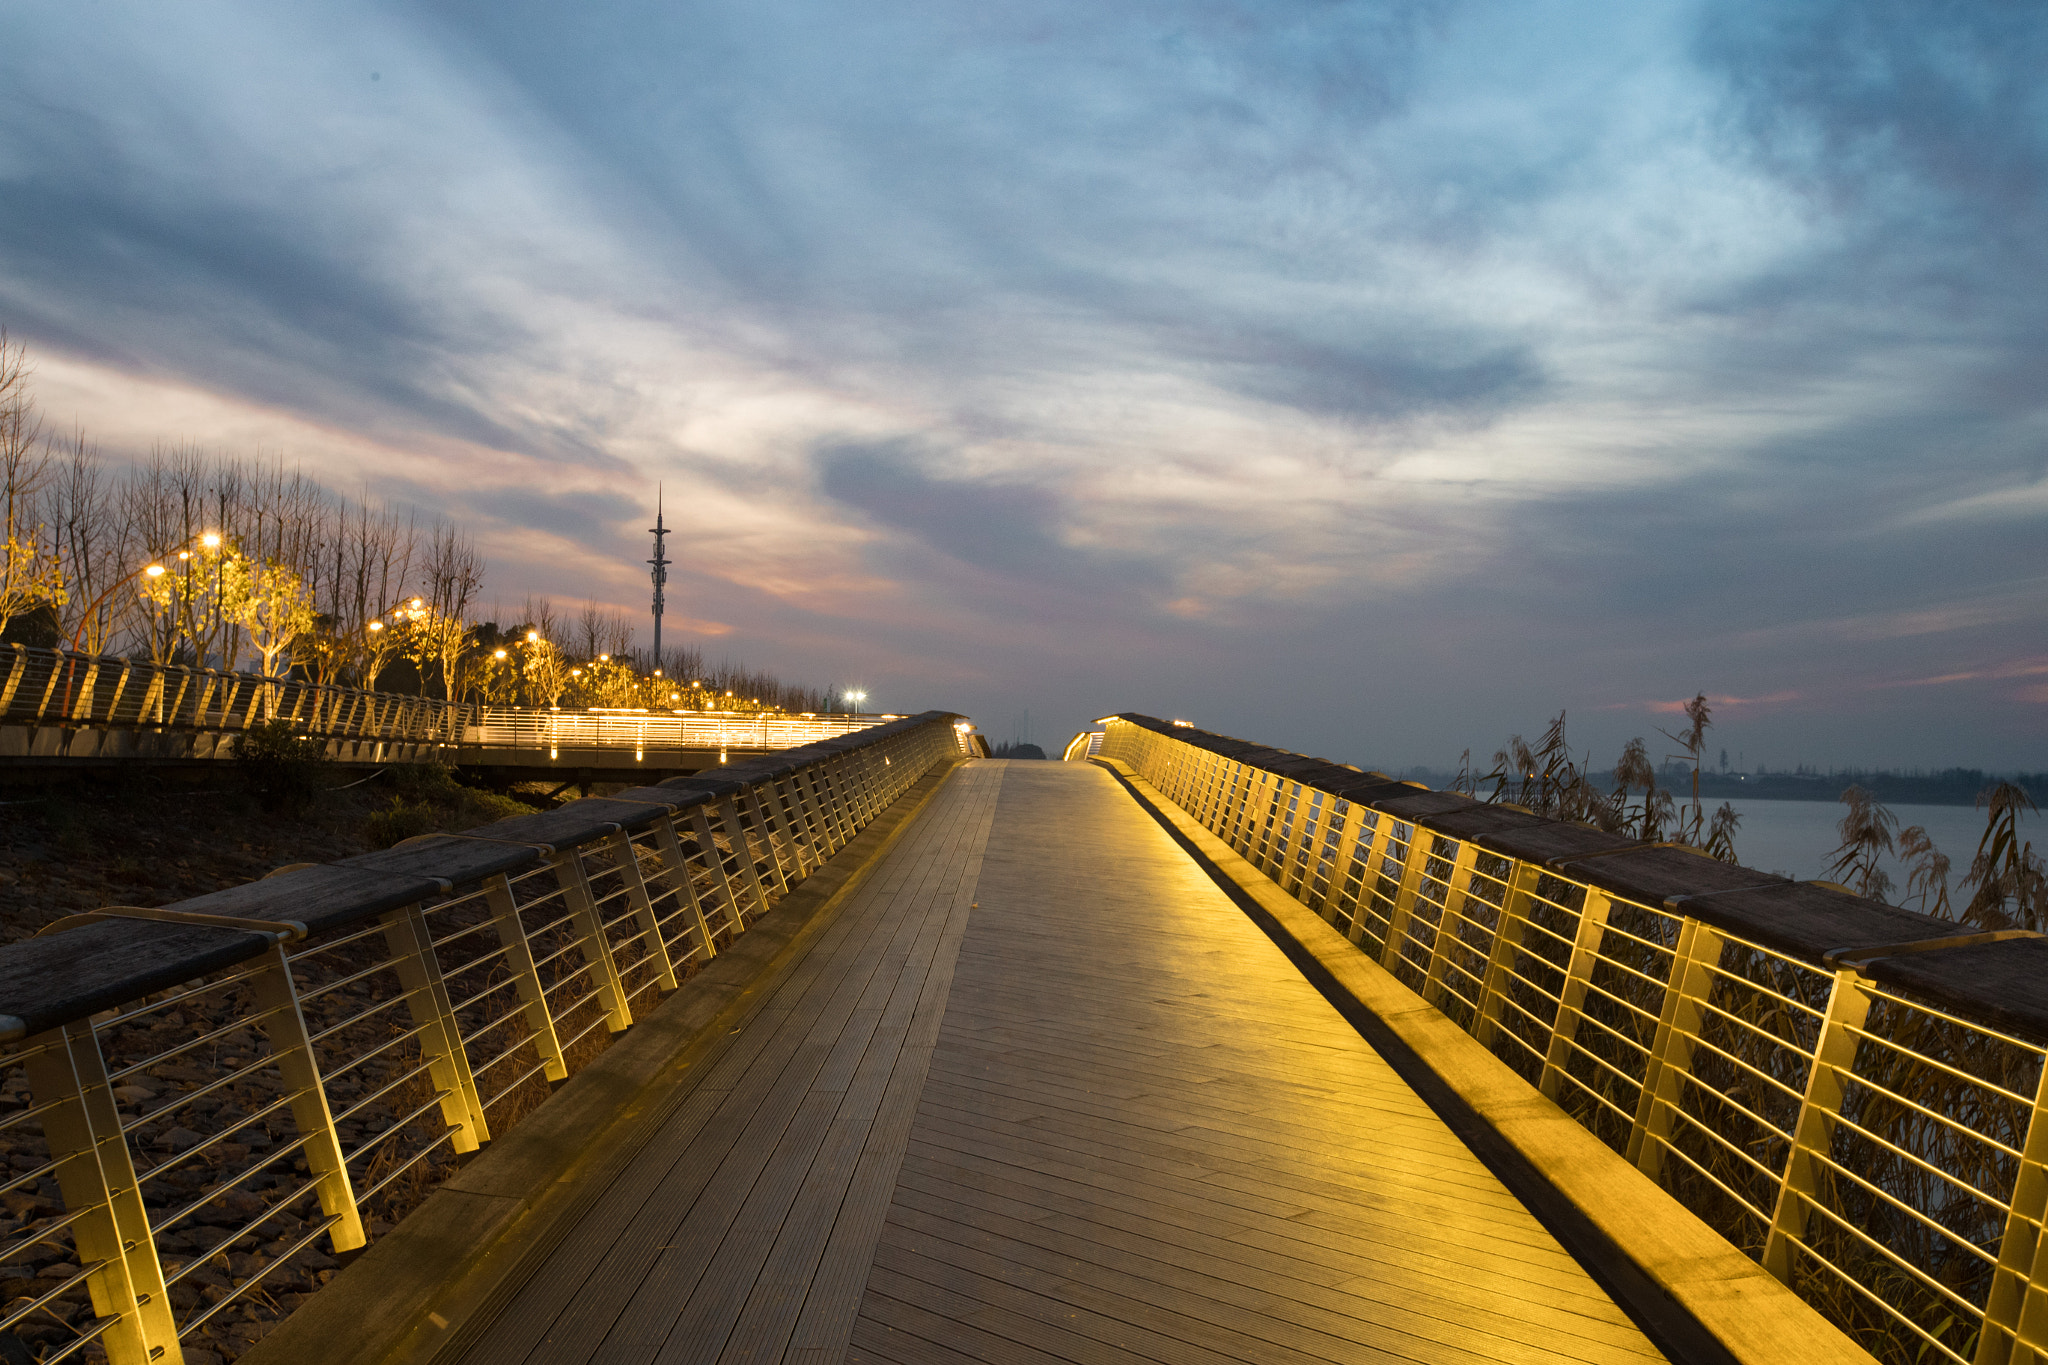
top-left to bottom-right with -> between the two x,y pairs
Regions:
844,690 -> 866,714
67,529 -> 217,654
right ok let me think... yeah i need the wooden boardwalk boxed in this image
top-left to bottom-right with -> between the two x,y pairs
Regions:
457,760 -> 1664,1365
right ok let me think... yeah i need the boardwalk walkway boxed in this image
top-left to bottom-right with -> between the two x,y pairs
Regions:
455,760 -> 1665,1365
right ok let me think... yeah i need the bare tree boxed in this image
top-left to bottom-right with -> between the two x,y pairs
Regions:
45,428 -> 125,653
521,595 -> 559,646
573,601 -> 605,661
418,523 -> 484,701
0,330 -> 61,639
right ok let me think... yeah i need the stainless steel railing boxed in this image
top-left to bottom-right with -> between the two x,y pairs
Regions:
1096,712 -> 2048,1365
0,712 -> 963,1364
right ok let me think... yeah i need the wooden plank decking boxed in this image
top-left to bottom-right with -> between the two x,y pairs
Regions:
457,759 -> 1664,1365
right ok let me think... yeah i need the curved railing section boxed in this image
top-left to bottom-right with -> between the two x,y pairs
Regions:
1096,712 -> 2047,1365
0,712 -> 965,1365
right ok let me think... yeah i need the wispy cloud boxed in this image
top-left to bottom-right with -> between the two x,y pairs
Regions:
1,0 -> 2045,768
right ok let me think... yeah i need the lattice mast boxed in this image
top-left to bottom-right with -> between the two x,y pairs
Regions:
648,486 -> 672,670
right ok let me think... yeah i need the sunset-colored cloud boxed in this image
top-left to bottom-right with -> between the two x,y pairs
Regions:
2,0 -> 2044,770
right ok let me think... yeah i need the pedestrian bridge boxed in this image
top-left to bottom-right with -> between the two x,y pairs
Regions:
2,713 -> 2037,1365
0,643 -> 903,778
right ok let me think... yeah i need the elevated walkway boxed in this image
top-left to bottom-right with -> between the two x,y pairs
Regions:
284,759 -> 1668,1365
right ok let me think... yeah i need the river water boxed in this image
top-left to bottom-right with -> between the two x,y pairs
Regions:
1711,798 -> 2001,897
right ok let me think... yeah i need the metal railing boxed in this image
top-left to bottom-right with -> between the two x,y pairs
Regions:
1095,713 -> 2048,1365
466,708 -> 891,755
1,644 -> 469,746
0,644 -> 885,758
0,712 -> 964,1364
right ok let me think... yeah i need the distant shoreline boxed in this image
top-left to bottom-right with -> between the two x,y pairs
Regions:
1385,769 -> 2043,809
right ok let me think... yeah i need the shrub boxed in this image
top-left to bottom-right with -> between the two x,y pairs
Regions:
361,765 -> 535,848
234,719 -> 332,812
363,798 -> 440,849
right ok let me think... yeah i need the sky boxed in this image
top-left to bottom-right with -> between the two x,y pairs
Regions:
3,0 -> 2045,773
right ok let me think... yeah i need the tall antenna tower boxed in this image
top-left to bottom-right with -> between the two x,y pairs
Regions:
648,486 -> 671,671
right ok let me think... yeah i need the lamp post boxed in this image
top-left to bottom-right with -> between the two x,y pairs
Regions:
844,689 -> 866,716
67,530 -> 222,654
199,531 -> 223,668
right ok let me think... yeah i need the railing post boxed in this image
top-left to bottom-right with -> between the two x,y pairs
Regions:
817,759 -> 855,847
379,903 -> 490,1150
107,660 -> 136,723
769,777 -> 817,875
688,806 -> 749,939
1626,917 -> 1728,1175
22,1022 -> 185,1365
1761,967 -> 1872,1280
1314,803 -> 1365,926
248,944 -> 368,1252
553,848 -> 633,1032
1474,861 -> 1543,1049
1421,839 -> 1484,1009
646,813 -> 719,963
817,761 -> 853,849
791,769 -> 834,858
1537,887 -> 1614,1102
741,786 -> 792,894
608,829 -> 679,991
1977,1060 -> 2048,1365
0,643 -> 28,712
30,651 -> 62,719
482,873 -> 569,1082
1375,824 -> 1433,971
842,751 -> 876,826
719,797 -> 773,920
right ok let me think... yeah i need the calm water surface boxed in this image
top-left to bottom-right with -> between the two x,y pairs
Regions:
1715,798 -> 2004,896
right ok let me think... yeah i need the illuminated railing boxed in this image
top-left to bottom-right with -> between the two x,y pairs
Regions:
0,645 -> 885,758
0,643 -> 467,745
0,712 -> 963,1365
1094,713 -> 2048,1365
466,708 -> 896,755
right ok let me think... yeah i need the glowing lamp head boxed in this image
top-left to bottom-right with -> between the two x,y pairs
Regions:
411,598 -> 423,609
599,653 -> 610,662
144,564 -> 165,578
570,668 -> 582,677
494,649 -> 507,660
367,619 -> 383,632
526,630 -> 539,642
178,550 -> 190,561
200,532 -> 221,549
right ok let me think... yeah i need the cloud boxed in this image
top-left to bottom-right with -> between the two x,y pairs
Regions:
1,0 -> 2045,769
